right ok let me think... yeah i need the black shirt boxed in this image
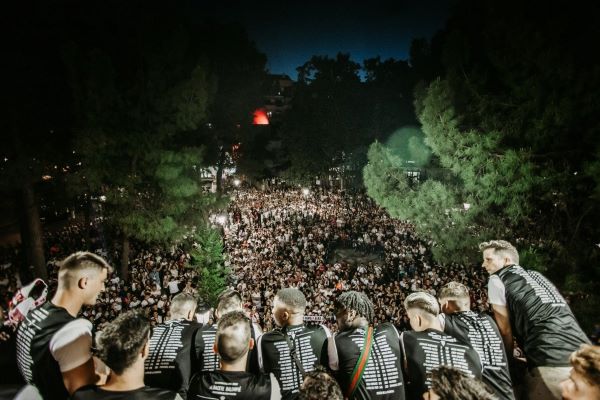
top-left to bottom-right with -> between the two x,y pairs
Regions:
331,323 -> 405,400
443,312 -> 514,400
258,324 -> 331,400
187,370 -> 278,400
400,329 -> 482,400
71,385 -> 181,400
494,265 -> 591,367
144,319 -> 203,399
16,302 -> 78,400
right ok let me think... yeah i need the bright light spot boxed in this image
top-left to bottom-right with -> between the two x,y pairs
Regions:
3,157 -> 7,162
233,179 -> 241,187
302,188 -> 310,196
216,214 -> 227,225
463,203 -> 471,211
99,195 -> 107,202
253,109 -> 269,125
42,175 -> 52,181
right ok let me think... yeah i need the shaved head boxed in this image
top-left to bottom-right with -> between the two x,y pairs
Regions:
215,311 -> 251,362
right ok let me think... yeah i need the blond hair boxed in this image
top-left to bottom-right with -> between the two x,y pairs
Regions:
570,344 -> 600,387
478,240 -> 519,265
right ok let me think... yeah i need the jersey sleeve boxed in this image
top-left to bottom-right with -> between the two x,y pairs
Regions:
487,275 -> 507,306
257,333 -> 265,372
269,372 -> 282,400
327,334 -> 339,371
49,318 -> 93,372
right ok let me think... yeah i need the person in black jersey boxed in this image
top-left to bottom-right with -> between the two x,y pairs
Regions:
195,289 -> 262,372
423,366 -> 496,400
438,281 -> 515,400
72,310 -> 181,400
328,291 -> 405,400
188,310 -> 281,400
299,368 -> 342,400
16,252 -> 112,400
400,291 -> 482,400
144,293 -> 203,399
480,240 -> 590,399
258,288 -> 334,400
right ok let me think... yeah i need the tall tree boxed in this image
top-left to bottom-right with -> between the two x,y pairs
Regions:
65,3 -> 219,279
364,1 -> 600,283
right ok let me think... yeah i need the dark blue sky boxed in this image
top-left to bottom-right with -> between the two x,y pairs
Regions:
202,1 -> 453,80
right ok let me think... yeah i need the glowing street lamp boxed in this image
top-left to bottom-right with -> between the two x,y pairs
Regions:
233,178 -> 241,187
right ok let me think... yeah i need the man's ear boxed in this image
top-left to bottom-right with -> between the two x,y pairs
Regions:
187,308 -> 196,321
249,338 -> 255,350
417,314 -> 423,328
439,299 -> 449,314
213,341 -> 218,354
282,311 -> 290,323
214,309 -> 220,320
141,340 -> 150,359
78,277 -> 88,290
347,309 -> 357,322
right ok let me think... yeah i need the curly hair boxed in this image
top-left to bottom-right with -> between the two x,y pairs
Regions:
335,291 -> 375,324
299,367 -> 343,400
96,310 -> 151,374
429,366 -> 496,400
570,344 -> 600,387
478,240 -> 519,265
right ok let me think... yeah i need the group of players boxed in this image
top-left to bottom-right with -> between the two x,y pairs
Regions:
12,240 -> 600,400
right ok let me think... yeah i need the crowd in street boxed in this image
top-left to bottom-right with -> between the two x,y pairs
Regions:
224,185 -> 489,332
2,186 -> 490,333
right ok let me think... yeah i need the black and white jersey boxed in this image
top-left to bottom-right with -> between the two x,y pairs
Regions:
330,323 -> 405,400
195,322 -> 262,372
72,385 -> 182,400
16,302 -> 92,400
187,371 -> 279,400
400,329 -> 482,400
258,324 -> 332,400
144,319 -> 203,399
442,312 -> 514,400
493,265 -> 590,367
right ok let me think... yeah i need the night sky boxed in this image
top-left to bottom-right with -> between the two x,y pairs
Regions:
201,0 -> 453,79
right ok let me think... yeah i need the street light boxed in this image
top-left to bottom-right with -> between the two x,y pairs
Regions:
233,178 -> 241,187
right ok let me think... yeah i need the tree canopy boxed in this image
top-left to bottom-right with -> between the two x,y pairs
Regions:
364,1 -> 600,284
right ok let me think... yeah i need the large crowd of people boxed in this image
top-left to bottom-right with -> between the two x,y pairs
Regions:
0,185 -> 599,400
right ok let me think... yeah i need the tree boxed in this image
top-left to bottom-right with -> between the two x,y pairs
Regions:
65,3 -> 219,280
281,53 -> 369,181
189,227 -> 230,308
365,0 -> 600,280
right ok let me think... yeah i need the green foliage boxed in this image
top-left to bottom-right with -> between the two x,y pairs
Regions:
64,7 -> 220,252
364,1 -> 600,276
189,228 -> 230,307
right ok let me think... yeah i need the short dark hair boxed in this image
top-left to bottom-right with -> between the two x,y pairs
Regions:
96,311 -> 150,375
217,289 -> 242,315
335,291 -> 375,324
59,251 -> 113,289
299,367 -> 343,400
429,366 -> 495,400
276,288 -> 307,311
216,311 -> 251,362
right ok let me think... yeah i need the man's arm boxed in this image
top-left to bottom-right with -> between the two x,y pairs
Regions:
491,304 -> 513,358
61,357 -> 97,395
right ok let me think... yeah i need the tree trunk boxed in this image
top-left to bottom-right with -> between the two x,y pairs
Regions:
21,181 -> 47,281
84,200 -> 91,250
120,234 -> 130,282
216,147 -> 225,196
